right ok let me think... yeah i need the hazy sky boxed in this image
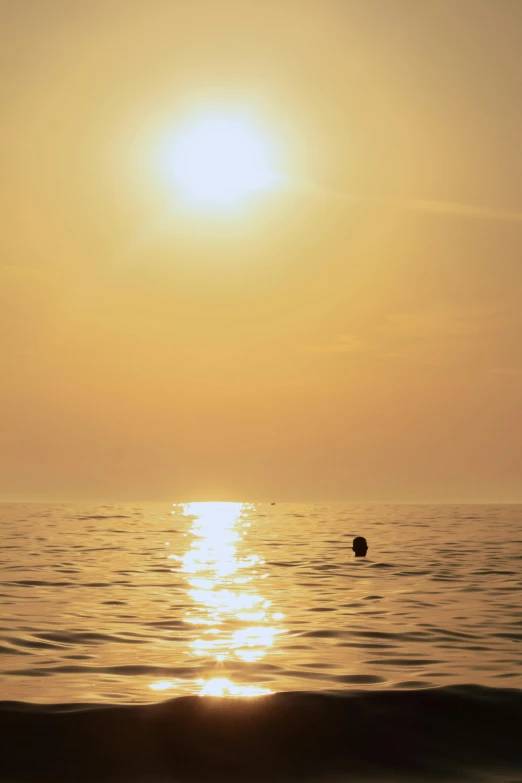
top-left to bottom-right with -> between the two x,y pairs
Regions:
2,0 -> 521,502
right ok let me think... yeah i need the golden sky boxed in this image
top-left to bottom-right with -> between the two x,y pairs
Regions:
1,0 -> 521,502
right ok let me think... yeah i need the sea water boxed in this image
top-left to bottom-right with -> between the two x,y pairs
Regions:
1,501 -> 521,781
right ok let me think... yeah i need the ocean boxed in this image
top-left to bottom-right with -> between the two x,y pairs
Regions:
1,501 -> 521,782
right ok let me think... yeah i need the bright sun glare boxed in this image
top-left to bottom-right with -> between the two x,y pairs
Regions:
147,502 -> 281,698
168,114 -> 278,206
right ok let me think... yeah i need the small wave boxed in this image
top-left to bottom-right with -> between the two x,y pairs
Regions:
0,644 -> 31,656
1,580 -> 73,587
0,686 -> 521,781
365,657 -> 441,667
74,515 -> 132,520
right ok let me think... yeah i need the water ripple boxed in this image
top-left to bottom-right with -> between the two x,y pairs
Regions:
0,501 -> 521,703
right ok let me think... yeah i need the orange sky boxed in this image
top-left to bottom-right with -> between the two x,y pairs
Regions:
1,0 -> 521,502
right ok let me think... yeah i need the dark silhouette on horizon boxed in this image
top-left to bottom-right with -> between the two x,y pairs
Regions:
352,536 -> 368,557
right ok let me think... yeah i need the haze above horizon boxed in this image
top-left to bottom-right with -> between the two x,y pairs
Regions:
1,0 -> 521,503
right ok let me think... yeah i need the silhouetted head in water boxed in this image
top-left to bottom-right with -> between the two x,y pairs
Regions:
352,536 -> 368,557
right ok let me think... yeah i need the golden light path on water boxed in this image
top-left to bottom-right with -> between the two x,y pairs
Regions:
149,502 -> 286,697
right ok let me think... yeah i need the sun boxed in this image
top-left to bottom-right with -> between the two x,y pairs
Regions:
167,113 -> 279,207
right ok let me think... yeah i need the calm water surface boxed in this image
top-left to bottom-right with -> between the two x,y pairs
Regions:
1,502 -> 521,703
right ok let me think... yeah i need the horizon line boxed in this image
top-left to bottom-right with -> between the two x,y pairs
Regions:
1,497 -> 521,506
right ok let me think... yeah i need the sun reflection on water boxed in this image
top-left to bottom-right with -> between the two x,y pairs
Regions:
166,501 -> 283,696
197,677 -> 271,697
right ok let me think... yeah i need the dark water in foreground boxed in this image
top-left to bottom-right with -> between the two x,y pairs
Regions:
1,501 -> 521,781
